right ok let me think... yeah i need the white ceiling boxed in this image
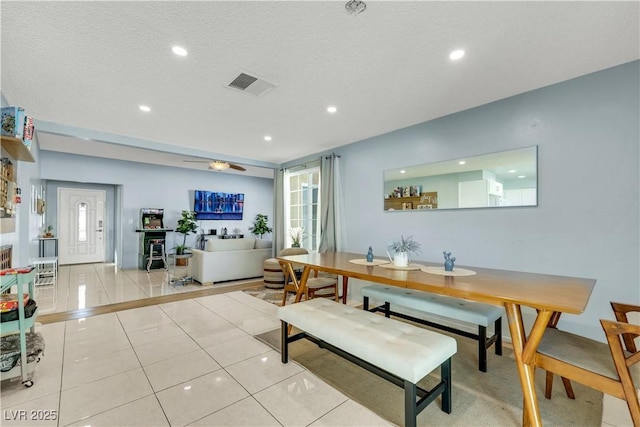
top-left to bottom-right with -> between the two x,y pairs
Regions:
1,1 -> 638,178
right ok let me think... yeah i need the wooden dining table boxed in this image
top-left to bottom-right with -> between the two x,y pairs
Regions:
277,251 -> 596,427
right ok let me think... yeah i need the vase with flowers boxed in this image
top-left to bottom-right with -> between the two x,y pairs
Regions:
289,227 -> 306,248
387,235 -> 421,267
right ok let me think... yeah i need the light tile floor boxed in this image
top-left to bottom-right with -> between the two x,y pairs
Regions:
33,263 -> 235,315
2,263 -> 629,426
1,291 -> 392,426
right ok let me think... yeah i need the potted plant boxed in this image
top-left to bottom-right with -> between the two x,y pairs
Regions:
249,213 -> 273,239
289,227 -> 306,248
42,225 -> 54,238
387,235 -> 421,267
175,210 -> 198,258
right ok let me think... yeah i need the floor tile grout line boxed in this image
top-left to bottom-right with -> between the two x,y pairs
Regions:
141,295 -> 281,425
113,306 -> 173,427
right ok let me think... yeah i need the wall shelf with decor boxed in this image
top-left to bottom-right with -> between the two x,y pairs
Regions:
1,136 -> 35,163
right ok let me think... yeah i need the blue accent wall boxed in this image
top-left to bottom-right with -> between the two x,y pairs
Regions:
39,151 -> 274,269
331,60 -> 639,339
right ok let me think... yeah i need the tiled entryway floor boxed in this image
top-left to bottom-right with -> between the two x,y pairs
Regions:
1,291 -> 392,426
33,263 -> 239,315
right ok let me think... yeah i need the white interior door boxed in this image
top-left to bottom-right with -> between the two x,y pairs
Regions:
58,188 -> 105,265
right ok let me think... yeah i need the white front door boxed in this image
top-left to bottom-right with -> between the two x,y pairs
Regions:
58,188 -> 105,265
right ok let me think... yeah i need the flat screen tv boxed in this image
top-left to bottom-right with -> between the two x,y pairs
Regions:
194,190 -> 244,220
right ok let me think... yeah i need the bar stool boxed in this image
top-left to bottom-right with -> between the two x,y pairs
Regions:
147,240 -> 168,272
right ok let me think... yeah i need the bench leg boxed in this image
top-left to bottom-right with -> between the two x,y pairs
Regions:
281,320 -> 289,363
441,358 -> 452,414
479,326 -> 487,372
384,302 -> 390,318
495,317 -> 503,355
404,380 -> 417,427
363,296 -> 369,311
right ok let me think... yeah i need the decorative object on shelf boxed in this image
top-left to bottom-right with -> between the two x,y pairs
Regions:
249,213 -> 273,239
1,106 -> 25,139
174,210 -> 198,255
41,225 -> 54,238
387,235 -> 421,267
289,227 -> 306,248
443,251 -> 456,271
366,246 -> 374,263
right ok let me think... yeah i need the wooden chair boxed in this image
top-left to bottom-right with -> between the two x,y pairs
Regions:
534,302 -> 640,426
542,311 -> 575,399
279,251 -> 338,306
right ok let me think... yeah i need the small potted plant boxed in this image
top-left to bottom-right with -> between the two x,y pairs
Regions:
387,235 -> 421,267
289,227 -> 306,248
175,210 -> 198,263
248,213 -> 273,239
42,225 -> 54,238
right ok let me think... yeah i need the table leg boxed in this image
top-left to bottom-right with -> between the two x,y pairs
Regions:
504,303 -> 552,427
342,276 -> 349,304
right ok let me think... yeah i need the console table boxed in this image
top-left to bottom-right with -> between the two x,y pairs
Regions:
36,237 -> 58,257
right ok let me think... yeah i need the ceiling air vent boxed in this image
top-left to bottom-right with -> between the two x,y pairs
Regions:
226,72 -> 276,97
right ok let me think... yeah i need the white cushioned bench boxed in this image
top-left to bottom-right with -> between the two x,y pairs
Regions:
278,298 -> 457,427
361,285 -> 503,372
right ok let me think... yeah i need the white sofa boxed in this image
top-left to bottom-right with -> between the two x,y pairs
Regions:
190,238 -> 273,285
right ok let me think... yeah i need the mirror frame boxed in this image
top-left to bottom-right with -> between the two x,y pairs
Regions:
383,146 -> 538,211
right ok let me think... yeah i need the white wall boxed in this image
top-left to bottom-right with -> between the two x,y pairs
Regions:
39,151 -> 274,269
331,61 -> 639,341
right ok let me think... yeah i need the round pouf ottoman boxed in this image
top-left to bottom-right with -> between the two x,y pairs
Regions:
263,258 -> 284,289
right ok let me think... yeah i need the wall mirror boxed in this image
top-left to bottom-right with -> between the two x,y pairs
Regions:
383,146 -> 537,211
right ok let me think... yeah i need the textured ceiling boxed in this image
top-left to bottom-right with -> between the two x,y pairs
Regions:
1,1 -> 638,177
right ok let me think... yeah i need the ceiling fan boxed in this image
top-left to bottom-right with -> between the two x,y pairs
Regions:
183,159 -> 246,172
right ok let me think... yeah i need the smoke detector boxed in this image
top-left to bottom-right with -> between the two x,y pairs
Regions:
226,72 -> 276,97
345,0 -> 366,16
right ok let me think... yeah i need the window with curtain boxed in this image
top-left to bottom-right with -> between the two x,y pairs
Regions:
285,166 -> 321,250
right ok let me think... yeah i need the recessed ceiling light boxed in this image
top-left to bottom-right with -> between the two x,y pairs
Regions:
172,46 -> 188,56
518,175 -> 526,179
327,106 -> 337,113
449,49 -> 465,60
400,170 -> 406,174
139,105 -> 151,112
264,135 -> 272,141
509,170 -> 517,173
458,160 -> 466,165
